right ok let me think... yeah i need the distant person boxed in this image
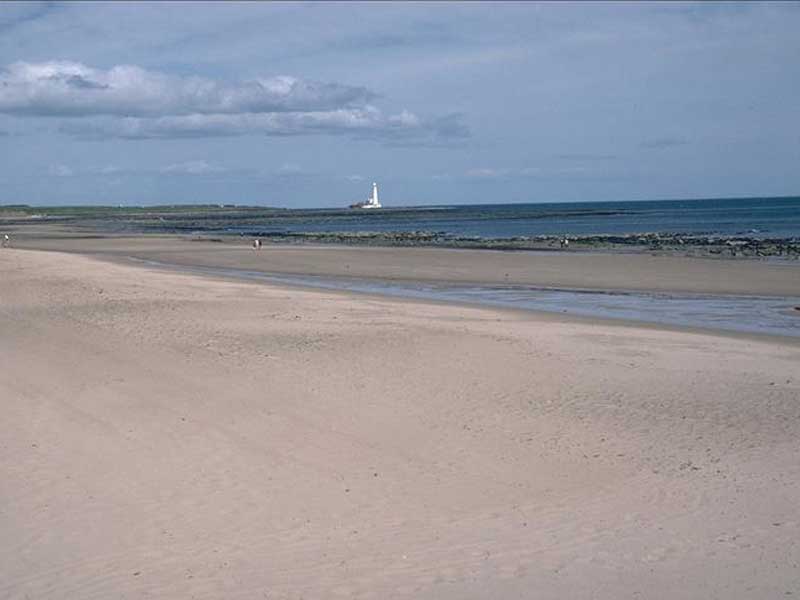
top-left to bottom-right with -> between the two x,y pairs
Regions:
252,238 -> 262,250
2,234 -> 9,248
560,237 -> 569,249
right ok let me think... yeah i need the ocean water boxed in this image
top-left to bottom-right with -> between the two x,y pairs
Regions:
226,196 -> 800,239
130,258 -> 800,338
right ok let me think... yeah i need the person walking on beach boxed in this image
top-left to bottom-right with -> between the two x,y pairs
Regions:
252,238 -> 262,250
2,234 -> 9,248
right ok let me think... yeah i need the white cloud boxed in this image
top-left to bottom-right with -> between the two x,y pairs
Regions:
0,61 -> 373,116
48,164 -> 73,177
60,106 -> 464,143
94,165 -> 121,174
277,163 -> 302,175
41,161 -> 228,177
388,109 -> 420,127
0,61 -> 469,144
345,174 -> 365,181
465,167 -> 510,179
161,160 -> 223,175
465,166 -> 594,179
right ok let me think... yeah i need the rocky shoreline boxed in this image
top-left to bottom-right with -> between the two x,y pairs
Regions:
3,205 -> 799,259
204,229 -> 800,259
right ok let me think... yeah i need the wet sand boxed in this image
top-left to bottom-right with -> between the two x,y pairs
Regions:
10,230 -> 800,297
2,244 -> 799,599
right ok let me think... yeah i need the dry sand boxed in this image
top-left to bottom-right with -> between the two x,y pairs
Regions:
1,246 -> 799,599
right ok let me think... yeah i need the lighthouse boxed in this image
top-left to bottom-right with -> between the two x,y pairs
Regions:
349,182 -> 382,209
370,182 -> 379,207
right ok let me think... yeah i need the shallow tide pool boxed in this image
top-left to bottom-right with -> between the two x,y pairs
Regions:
133,258 -> 800,338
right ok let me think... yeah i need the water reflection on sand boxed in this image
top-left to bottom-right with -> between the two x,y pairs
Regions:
133,258 -> 800,338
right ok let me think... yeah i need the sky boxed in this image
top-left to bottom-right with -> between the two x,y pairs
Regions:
0,1 -> 798,208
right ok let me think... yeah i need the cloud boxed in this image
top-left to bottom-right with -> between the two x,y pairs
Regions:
465,166 -> 597,179
91,165 -> 121,175
38,162 -> 231,177
0,60 -> 468,144
345,174 -> 365,182
639,137 -> 689,149
556,153 -> 617,161
48,164 -> 73,177
161,160 -> 224,175
0,61 -> 374,117
60,106 -> 465,144
276,163 -> 303,177
465,168 -> 510,178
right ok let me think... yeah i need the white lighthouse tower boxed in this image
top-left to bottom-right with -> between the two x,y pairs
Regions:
369,182 -> 380,208
350,181 -> 382,209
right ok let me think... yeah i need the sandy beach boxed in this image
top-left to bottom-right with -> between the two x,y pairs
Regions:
1,241 -> 799,599
4,0 -> 800,596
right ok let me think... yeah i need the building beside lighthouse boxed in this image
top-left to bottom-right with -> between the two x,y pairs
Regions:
350,182 -> 382,209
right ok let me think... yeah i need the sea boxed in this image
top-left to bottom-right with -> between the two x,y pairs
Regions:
163,196 -> 800,337
225,196 -> 800,239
